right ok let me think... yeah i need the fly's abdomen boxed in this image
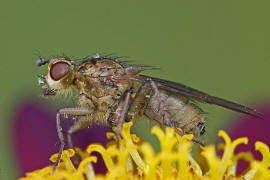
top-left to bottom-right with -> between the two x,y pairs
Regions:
144,89 -> 205,137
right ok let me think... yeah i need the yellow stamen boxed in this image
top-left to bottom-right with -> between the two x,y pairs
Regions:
19,124 -> 270,180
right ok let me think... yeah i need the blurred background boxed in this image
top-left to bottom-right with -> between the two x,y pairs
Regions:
1,0 -> 270,179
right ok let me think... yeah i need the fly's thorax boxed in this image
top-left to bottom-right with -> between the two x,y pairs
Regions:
76,78 -> 128,111
145,89 -> 205,137
44,58 -> 75,95
77,58 -> 125,78
76,58 -> 131,93
75,58 -> 132,112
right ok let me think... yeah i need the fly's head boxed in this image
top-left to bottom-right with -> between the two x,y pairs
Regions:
36,57 -> 75,96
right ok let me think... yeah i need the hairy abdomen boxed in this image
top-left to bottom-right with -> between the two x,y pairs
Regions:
144,89 -> 205,137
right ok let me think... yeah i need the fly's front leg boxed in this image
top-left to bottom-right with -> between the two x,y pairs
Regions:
67,115 -> 99,166
54,108 -> 91,170
127,81 -> 152,122
66,111 -> 107,150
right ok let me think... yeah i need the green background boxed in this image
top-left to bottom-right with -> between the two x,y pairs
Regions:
1,0 -> 269,179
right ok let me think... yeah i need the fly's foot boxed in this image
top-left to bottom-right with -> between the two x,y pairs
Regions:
171,125 -> 204,148
172,126 -> 184,137
72,153 -> 81,167
53,142 -> 65,171
192,138 -> 205,149
115,129 -> 123,147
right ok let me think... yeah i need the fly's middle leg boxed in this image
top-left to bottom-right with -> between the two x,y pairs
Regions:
115,82 -> 152,144
126,79 -> 169,126
127,81 -> 152,122
115,90 -> 132,139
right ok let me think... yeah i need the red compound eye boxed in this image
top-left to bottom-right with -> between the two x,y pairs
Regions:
50,62 -> 70,81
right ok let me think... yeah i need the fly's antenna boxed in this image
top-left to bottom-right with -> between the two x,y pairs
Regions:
34,50 -> 50,67
36,58 -> 50,67
34,49 -> 50,67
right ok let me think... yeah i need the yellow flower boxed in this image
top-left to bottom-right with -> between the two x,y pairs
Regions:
19,122 -> 270,180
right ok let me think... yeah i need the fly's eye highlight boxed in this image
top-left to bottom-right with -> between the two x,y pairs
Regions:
50,62 -> 70,81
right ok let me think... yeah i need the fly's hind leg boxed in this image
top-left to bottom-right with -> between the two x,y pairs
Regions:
67,116 -> 94,149
147,79 -> 205,147
148,79 -> 176,129
55,108 -> 91,170
115,83 -> 153,145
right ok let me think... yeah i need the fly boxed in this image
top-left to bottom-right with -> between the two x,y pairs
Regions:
36,55 -> 261,170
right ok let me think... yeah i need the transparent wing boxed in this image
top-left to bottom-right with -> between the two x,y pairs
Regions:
140,75 -> 262,118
